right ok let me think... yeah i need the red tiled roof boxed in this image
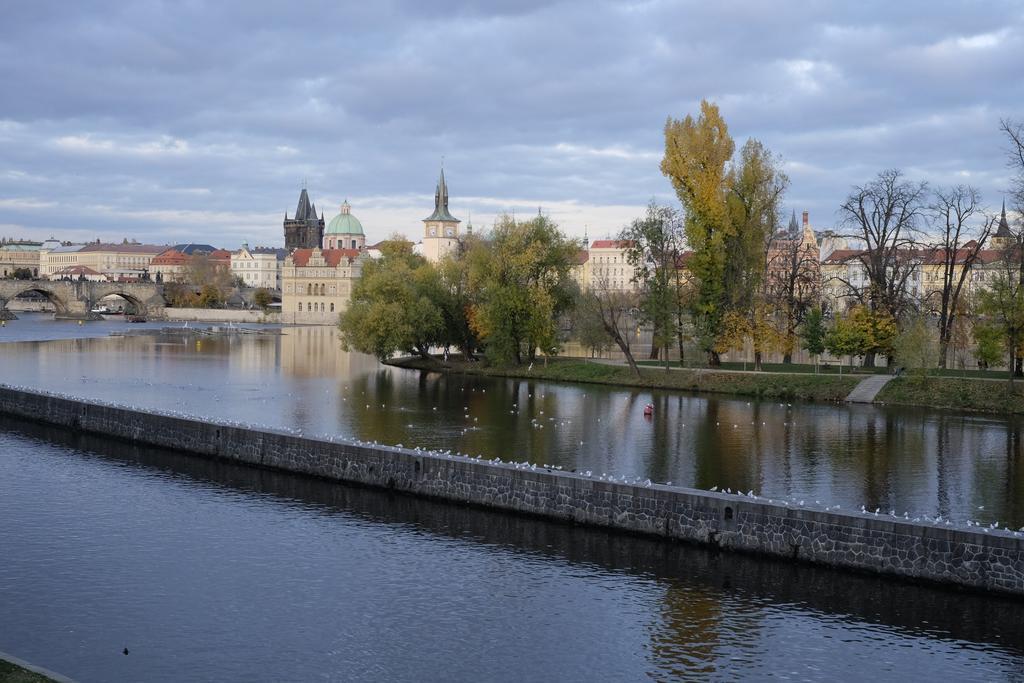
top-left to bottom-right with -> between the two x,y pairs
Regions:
151,249 -> 188,266
821,249 -> 865,264
289,248 -> 362,267
53,265 -> 101,276
590,239 -> 634,249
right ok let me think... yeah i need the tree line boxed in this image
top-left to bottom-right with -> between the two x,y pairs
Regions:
340,102 -> 1024,382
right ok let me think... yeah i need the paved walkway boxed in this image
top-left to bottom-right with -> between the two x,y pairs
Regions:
846,374 -> 896,403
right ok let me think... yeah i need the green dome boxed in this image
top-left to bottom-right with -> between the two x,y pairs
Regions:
325,200 -> 364,235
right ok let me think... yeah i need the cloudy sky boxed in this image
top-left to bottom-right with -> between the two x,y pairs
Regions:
1,0 -> 1022,247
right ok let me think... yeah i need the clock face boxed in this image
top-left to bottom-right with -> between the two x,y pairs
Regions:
445,227 -> 453,237
429,227 -> 437,237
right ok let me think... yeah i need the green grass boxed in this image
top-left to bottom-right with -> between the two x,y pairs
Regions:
391,356 -> 860,402
0,659 -> 56,683
877,375 -> 1024,414
637,359 -> 1014,380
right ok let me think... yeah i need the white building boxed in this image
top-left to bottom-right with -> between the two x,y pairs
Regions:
586,239 -> 638,291
231,244 -> 287,291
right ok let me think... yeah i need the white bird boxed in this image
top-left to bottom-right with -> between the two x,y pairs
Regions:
710,485 -> 718,492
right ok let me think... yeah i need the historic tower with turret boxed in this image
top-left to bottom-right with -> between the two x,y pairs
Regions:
283,188 -> 325,251
422,169 -> 461,263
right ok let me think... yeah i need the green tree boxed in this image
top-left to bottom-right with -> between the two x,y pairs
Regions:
338,247 -> 446,361
800,306 -> 827,368
973,321 -> 1004,371
977,269 -> 1024,383
893,314 -> 938,381
253,288 -> 273,311
723,139 -> 789,370
622,203 -> 683,370
196,283 -> 223,308
10,267 -> 32,280
824,312 -> 868,373
661,99 -> 734,364
465,214 -> 577,366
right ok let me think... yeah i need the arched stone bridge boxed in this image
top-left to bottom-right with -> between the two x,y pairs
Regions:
0,280 -> 166,320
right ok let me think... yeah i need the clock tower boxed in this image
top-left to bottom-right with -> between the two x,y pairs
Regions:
422,168 -> 461,263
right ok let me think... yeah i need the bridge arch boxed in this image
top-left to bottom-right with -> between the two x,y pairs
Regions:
0,283 -> 70,316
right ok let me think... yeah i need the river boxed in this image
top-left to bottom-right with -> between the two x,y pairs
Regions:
1,314 -> 1023,680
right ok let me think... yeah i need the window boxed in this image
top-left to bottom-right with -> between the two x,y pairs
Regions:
330,303 -> 334,312
306,283 -> 312,295
298,302 -> 303,312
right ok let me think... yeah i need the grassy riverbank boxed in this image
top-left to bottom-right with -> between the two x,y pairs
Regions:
389,356 -> 860,402
0,658 -> 56,683
877,376 -> 1024,414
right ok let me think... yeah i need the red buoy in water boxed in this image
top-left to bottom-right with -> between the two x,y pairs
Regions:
643,404 -> 654,417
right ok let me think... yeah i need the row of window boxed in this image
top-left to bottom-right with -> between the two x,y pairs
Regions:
298,302 -> 334,313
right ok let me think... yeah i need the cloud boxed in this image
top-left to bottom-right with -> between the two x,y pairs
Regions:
0,0 -> 1022,246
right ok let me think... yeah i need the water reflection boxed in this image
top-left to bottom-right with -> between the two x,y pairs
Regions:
1,416 -> 1023,682
1,315 -> 1023,527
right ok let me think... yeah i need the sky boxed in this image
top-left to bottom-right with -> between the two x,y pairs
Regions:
1,0 -> 1022,248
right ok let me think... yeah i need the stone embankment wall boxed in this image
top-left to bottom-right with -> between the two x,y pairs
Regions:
1,385 -> 1022,596
163,308 -> 280,324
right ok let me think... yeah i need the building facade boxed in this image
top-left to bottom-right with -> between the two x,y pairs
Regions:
0,240 -> 42,278
150,244 -> 230,283
39,241 -> 166,281
586,240 -> 638,291
284,189 -> 325,251
281,247 -> 363,324
231,244 -> 286,291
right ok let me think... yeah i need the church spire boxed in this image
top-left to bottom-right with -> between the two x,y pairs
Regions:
996,197 -> 1013,238
424,166 -> 459,223
787,209 -> 799,236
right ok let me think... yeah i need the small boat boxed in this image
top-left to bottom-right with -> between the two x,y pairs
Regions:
90,305 -> 111,314
127,314 -> 148,323
643,404 -> 654,417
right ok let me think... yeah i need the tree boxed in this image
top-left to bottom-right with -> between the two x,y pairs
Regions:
838,169 -> 928,366
338,247 -> 446,361
196,284 -> 223,308
185,254 -> 233,304
661,99 -> 735,365
800,306 -> 827,368
10,267 -> 32,280
925,185 -> 993,367
976,265 -> 1024,384
893,314 -> 938,382
724,139 -> 789,370
767,220 -> 820,363
713,306 -> 781,370
573,283 -> 641,375
465,214 -> 577,366
824,306 -> 896,372
824,313 -> 866,373
253,288 -> 273,311
973,321 -> 1003,371
622,203 -> 684,371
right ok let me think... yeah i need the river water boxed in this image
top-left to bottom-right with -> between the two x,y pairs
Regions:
2,314 -> 1022,528
2,314 -> 1024,680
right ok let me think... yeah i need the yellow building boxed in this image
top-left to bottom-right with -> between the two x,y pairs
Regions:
281,247 -> 364,324
41,241 -> 166,280
0,240 -> 42,278
586,239 -> 638,291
